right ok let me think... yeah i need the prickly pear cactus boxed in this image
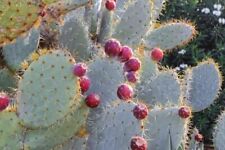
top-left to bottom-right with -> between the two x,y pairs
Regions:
0,0 -> 223,150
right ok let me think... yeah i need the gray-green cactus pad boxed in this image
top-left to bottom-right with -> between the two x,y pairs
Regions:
87,101 -> 142,150
24,101 -> 89,150
137,71 -> 181,106
144,22 -> 195,50
0,112 -> 23,150
59,11 -> 92,61
2,28 -> 40,71
146,106 -> 189,150
213,112 -> 225,150
0,68 -> 17,92
17,50 -> 79,128
185,60 -> 221,112
112,0 -> 152,47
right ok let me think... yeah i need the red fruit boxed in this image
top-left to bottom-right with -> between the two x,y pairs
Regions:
117,84 -> 133,101
178,106 -> 191,119
79,76 -> 91,94
119,46 -> 133,62
124,57 -> 141,72
105,0 -> 116,11
133,104 -> 148,120
85,93 -> 101,108
126,71 -> 139,83
104,39 -> 121,57
0,95 -> 10,111
195,133 -> 203,142
150,48 -> 164,61
73,63 -> 87,77
130,136 -> 147,150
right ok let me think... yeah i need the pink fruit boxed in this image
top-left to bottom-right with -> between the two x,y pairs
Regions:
73,63 -> 87,77
133,103 -> 148,120
119,46 -> 133,62
126,71 -> 139,83
79,76 -> 91,94
105,0 -> 116,11
85,93 -> 101,108
178,106 -> 191,119
117,84 -> 133,101
150,48 -> 164,61
130,136 -> 147,150
124,57 -> 141,72
195,133 -> 203,142
104,39 -> 121,57
0,95 -> 9,111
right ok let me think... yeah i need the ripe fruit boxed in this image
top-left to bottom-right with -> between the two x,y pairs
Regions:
195,133 -> 203,142
73,63 -> 87,77
150,48 -> 164,61
126,71 -> 139,83
0,95 -> 10,111
178,106 -> 191,119
133,103 -> 148,120
117,84 -> 134,101
105,0 -> 116,11
130,136 -> 147,150
119,46 -> 133,62
124,57 -> 141,72
104,39 -> 121,57
79,76 -> 91,94
85,93 -> 101,108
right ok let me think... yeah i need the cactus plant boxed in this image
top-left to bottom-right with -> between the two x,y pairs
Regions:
0,0 -> 223,150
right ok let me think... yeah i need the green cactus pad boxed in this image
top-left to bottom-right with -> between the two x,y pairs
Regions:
43,0 -> 59,4
17,50 -> 79,128
146,106 -> 189,150
0,68 -> 17,92
112,0 -> 152,47
185,60 -> 221,112
137,70 -> 181,106
53,136 -> 87,150
144,22 -> 196,50
2,28 -> 40,71
213,112 -> 225,150
0,0 -> 41,46
87,101 -> 142,150
24,101 -> 89,150
0,111 -> 23,150
86,56 -> 124,106
59,11 -> 92,61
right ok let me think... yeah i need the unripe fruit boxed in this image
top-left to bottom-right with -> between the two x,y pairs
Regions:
150,48 -> 164,61
104,39 -> 121,57
124,57 -> 141,72
105,0 -> 116,11
117,84 -> 134,101
73,63 -> 88,77
119,46 -> 133,62
130,136 -> 147,150
79,76 -> 91,94
85,93 -> 101,108
195,133 -> 203,142
178,106 -> 191,119
126,71 -> 139,83
0,95 -> 10,111
133,103 -> 148,120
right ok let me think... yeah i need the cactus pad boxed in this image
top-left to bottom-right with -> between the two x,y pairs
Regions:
144,22 -> 196,50
17,50 -> 79,128
0,68 -> 17,92
0,111 -> 23,150
146,106 -> 189,150
185,60 -> 221,112
0,0 -> 41,46
87,101 -> 142,150
2,28 -> 40,71
112,0 -> 152,46
213,112 -> 225,149
24,101 -> 89,150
